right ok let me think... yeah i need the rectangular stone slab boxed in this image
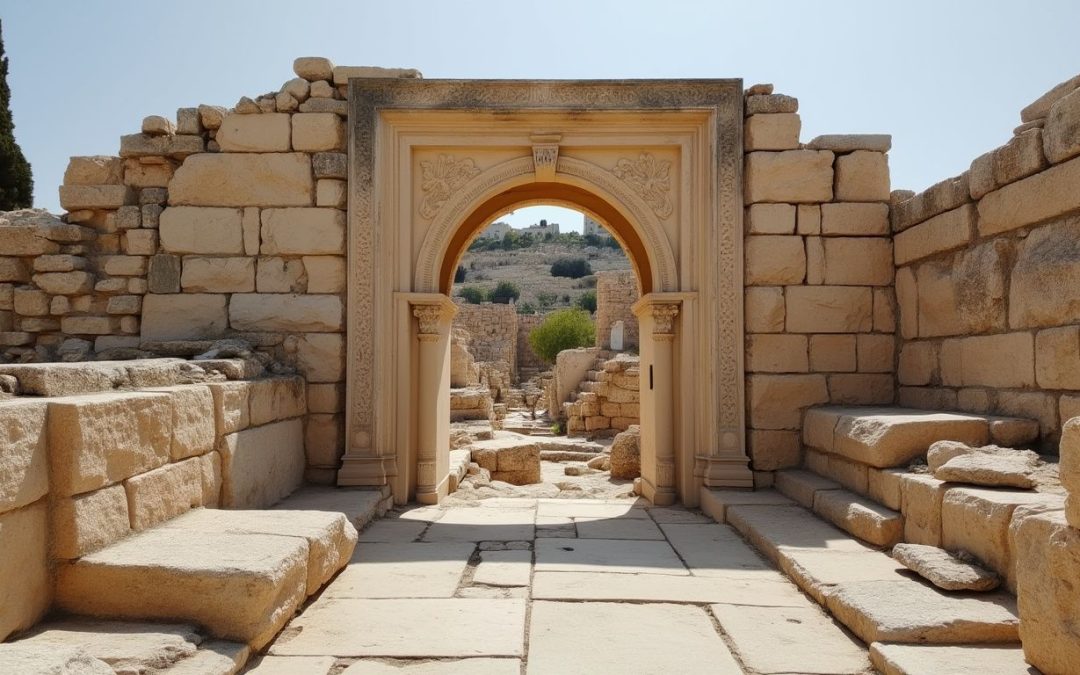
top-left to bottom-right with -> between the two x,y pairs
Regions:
869,642 -> 1033,675
325,543 -> 472,598
56,528 -> 308,650
534,538 -> 688,576
532,571 -> 803,606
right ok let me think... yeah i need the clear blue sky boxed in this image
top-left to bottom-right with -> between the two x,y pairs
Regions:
5,1 -> 1080,217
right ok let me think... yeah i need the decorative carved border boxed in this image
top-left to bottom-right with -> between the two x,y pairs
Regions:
347,78 -> 744,488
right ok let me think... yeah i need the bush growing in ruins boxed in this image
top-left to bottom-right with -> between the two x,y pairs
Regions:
528,308 -> 596,363
0,21 -> 33,210
489,281 -> 521,304
460,286 -> 486,304
551,257 -> 593,279
577,290 -> 597,313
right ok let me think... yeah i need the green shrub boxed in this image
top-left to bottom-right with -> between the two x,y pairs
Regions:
489,281 -> 521,304
516,301 -> 537,315
550,257 -> 593,279
460,286 -> 486,304
536,291 -> 558,309
576,290 -> 597,313
528,308 -> 595,364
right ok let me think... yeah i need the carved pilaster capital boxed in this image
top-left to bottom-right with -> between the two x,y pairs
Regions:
532,143 -> 559,182
412,304 -> 443,336
651,303 -> 680,336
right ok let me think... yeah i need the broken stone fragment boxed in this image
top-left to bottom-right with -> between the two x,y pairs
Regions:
892,543 -> 1000,592
934,452 -> 1038,489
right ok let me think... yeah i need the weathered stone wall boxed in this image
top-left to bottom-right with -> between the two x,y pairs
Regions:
742,85 -> 896,474
594,270 -> 639,351
516,312 -> 547,374
893,74 -> 1080,449
452,301 -> 518,381
564,354 -> 640,436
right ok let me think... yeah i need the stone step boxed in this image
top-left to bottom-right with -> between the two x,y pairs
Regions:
869,643 -> 1033,675
55,508 -> 357,650
803,406 -> 1039,469
0,358 -> 250,396
774,468 -> 842,508
773,469 -> 902,547
713,490 -> 1020,646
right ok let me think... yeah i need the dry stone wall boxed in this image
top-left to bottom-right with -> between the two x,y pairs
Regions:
516,313 -> 547,375
452,302 -> 519,381
742,85 -> 896,474
892,74 -> 1080,449
594,270 -> 639,350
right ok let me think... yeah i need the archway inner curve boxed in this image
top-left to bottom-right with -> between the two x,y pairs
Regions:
437,182 -> 654,296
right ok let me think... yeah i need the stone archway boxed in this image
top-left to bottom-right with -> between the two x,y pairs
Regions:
338,79 -> 752,508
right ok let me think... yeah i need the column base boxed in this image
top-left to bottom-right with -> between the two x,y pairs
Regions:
638,476 -> 677,506
337,454 -> 396,487
415,474 -> 450,505
699,455 -> 754,489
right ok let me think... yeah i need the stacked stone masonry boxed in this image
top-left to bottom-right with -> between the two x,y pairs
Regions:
892,75 -> 1080,450
743,88 -> 896,473
563,354 -> 640,436
594,270 -> 639,351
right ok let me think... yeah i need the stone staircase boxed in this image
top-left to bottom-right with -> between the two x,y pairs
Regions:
703,405 -> 1059,673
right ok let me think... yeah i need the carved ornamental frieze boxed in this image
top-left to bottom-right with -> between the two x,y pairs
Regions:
612,152 -> 674,219
418,154 -> 481,219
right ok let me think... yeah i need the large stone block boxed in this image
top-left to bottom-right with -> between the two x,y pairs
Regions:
834,151 -> 889,202
746,334 -> 808,373
939,333 -> 1034,389
0,501 -> 51,641
821,237 -> 893,285
305,413 -> 343,467
1020,73 -> 1080,122
893,204 -> 975,266
892,174 -> 970,233
159,207 -> 244,254
901,473 -> 947,546
785,286 -> 872,333
180,256 -> 255,293
64,156 -> 124,185
820,202 -> 889,236
146,385 -> 216,460
124,458 -> 204,531
743,113 -> 801,151
215,113 -> 292,152
744,286 -> 785,333
59,185 -> 136,210
1062,417 -> 1080,528
1008,216 -> 1080,329
745,150 -> 833,203
808,334 -> 856,372
747,374 -> 829,430
205,381 -> 251,436
745,203 -> 796,234
32,271 -> 94,295
292,113 -> 346,152
1036,325 -> 1080,389
48,392 -> 173,497
978,155 -> 1080,236
141,293 -> 228,340
248,376 -> 307,427
51,484 -> 131,559
260,208 -> 346,255
1010,508 -> 1080,674
168,153 -> 314,207
303,256 -> 346,293
970,129 -> 1048,199
0,400 -> 48,514
744,235 -> 805,284
229,293 -> 343,332
748,429 -> 801,471
219,418 -> 306,508
827,373 -> 895,405
915,239 -> 1008,338
1043,86 -> 1080,164
296,333 -> 345,383
897,341 -> 938,386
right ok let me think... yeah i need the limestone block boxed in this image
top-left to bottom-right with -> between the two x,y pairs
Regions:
123,229 -> 158,256
744,235 -> 805,285
206,381 -> 251,436
294,56 -> 335,81
1061,397 -> 1080,429
256,257 -> 306,293
795,205 -> 820,236
51,485 -> 131,559
916,240 -> 1008,338
292,113 -> 345,152
744,286 -> 784,332
159,206 -> 244,255
892,543 -> 999,592
1008,216 -> 1080,329
303,255 -> 346,293
119,134 -> 204,158
785,286 -> 872,333
997,391 -> 1059,447
747,374 -> 829,430
0,501 -> 51,641
64,156 -> 124,185
1021,73 -> 1080,122
168,153 -> 314,207
146,385 -> 216,460
939,333 -> 1034,389
1062,418 -> 1080,527
124,160 -> 175,189
867,467 -> 904,511
0,645 -> 112,674
895,266 -> 917,339
807,134 -> 891,152
1035,325 -> 1080,389
856,333 -> 894,373
943,487 -> 1063,590
820,202 -> 889,236
59,185 -> 136,210
61,316 -> 119,335
47,392 -> 172,497
835,151 -> 890,202
260,208 -> 346,255
743,113 -> 800,151
200,451 -> 222,507
804,236 -> 824,284
609,427 -> 640,479
141,293 -> 228,340
124,458 -> 204,531
219,418 -> 305,508
808,334 -> 856,372
307,383 -> 344,413
893,203 -> 975,266
1009,509 -> 1080,675
148,254 -> 181,293
14,287 -> 48,316
0,257 -> 28,283
745,150 -> 833,203
32,271 -> 94,295
313,152 -> 347,179
315,179 -> 347,209
305,413 -> 343,467
296,333 -> 345,383
228,293 -> 343,332
935,452 -> 1038,489
248,376 -> 307,427
745,94 -> 798,114
978,155 -> 1080,236
827,373 -> 895,406
972,129 -> 1048,199
813,489 -> 901,546
242,207 -> 260,255
332,65 -> 421,85
215,113 -> 292,152
745,203 -> 795,234
900,474 -> 947,546
1043,87 -> 1080,163
101,255 -> 147,277
0,400 -> 48,514
897,341 -> 937,386
821,237 -> 893,285
181,256 -> 255,293
747,429 -> 801,471
746,333 -> 808,373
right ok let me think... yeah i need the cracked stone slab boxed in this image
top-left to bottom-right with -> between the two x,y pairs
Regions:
527,602 -> 741,674
892,543 -> 1000,591
934,452 -> 1038,489
660,523 -> 778,579
269,598 -> 526,658
245,655 -> 336,674
422,508 -> 534,542
473,550 -> 532,587
532,571 -> 807,606
359,519 -> 428,543
574,517 -> 664,540
534,538 -> 688,575
14,619 -> 201,672
343,658 -> 520,674
327,543 -> 473,598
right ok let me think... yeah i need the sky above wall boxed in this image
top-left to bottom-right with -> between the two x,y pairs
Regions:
5,0 -> 1080,220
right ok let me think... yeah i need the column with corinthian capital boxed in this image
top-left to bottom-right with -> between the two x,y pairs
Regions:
410,297 -> 457,504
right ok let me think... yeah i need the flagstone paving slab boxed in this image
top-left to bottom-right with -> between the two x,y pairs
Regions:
342,659 -> 521,674
268,598 -> 527,658
534,538 -> 689,575
535,500 -> 648,519
473,550 -> 532,587
660,523 -> 779,579
422,508 -> 535,542
574,516 -> 664,540
358,520 -> 428,543
327,543 -> 473,598
245,655 -> 336,674
531,571 -> 808,606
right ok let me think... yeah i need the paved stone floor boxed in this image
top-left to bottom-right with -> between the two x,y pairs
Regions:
251,498 -> 874,674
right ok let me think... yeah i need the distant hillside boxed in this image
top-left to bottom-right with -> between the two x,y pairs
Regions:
453,233 -> 633,313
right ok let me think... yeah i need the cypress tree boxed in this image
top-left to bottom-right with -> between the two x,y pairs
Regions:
0,19 -> 33,210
